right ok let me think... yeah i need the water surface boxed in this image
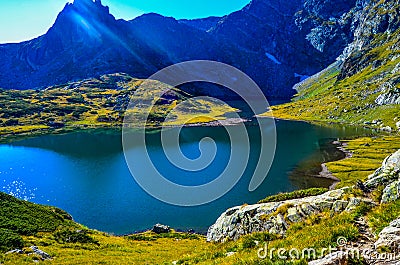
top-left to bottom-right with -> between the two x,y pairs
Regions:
0,120 -> 371,234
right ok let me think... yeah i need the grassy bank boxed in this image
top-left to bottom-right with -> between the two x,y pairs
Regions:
5,188 -> 400,264
325,135 -> 400,188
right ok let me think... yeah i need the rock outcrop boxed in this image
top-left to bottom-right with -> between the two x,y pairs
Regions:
375,218 -> 400,251
207,188 -> 371,242
152,224 -> 171,234
208,149 -> 400,243
339,0 -> 400,79
364,149 -> 400,192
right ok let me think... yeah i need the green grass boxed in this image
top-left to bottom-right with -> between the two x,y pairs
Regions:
325,136 -> 400,188
0,74 -> 237,142
262,29 -> 400,130
0,191 -> 216,264
258,188 -> 328,204
367,200 -> 400,235
0,192 -> 77,236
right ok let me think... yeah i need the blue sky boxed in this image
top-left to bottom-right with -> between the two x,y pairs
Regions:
0,0 -> 250,44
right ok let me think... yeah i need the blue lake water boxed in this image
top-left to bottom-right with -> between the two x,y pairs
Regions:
0,120 -> 371,234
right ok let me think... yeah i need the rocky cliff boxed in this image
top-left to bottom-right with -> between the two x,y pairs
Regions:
0,0 -> 366,98
265,0 -> 400,130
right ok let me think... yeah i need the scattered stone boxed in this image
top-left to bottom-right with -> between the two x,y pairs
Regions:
287,207 -> 302,223
225,251 -> 236,257
152,224 -> 171,234
380,126 -> 393,132
6,249 -> 24,255
375,218 -> 400,251
30,246 -> 52,260
396,121 -> 400,130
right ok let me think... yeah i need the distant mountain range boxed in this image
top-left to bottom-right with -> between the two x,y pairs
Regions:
0,0 -> 366,98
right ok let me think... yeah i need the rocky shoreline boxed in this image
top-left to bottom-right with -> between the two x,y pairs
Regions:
207,149 -> 400,264
318,141 -> 353,189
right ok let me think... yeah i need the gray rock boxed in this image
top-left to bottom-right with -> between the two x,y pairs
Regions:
396,121 -> 400,130
382,180 -> 400,203
345,197 -> 361,212
332,200 -> 349,212
380,126 -> 393,133
375,218 -> 400,251
152,224 -> 171,234
364,150 -> 400,189
207,189 -> 353,242
376,90 -> 400,106
287,207 -> 302,223
30,246 -> 52,260
6,249 -> 24,255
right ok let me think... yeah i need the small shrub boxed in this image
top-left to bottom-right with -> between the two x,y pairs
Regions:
53,229 -> 99,245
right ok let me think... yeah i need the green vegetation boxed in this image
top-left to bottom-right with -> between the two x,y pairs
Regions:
262,30 -> 400,131
0,191 -> 217,264
258,188 -> 328,204
367,200 -> 400,235
0,73 -> 237,142
0,229 -> 24,252
0,192 -> 77,236
324,135 -> 400,188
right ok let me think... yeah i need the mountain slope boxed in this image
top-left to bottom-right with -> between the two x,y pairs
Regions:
265,0 -> 400,131
0,0 -> 368,99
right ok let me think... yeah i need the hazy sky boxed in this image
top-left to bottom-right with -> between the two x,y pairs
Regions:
0,0 -> 250,44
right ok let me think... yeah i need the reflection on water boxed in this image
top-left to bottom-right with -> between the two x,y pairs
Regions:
0,120 -> 373,234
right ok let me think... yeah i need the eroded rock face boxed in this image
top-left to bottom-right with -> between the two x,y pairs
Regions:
206,188 -> 372,242
376,89 -> 400,106
339,0 -> 400,79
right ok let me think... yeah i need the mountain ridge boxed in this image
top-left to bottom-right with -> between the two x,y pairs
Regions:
0,0 -> 365,98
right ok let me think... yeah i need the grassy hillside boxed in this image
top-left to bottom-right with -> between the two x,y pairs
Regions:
3,182 -> 400,264
263,29 -> 400,131
0,73 -> 237,142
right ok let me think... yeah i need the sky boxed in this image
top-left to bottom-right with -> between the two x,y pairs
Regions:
0,0 -> 251,44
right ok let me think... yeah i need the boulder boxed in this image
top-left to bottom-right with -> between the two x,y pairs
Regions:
152,224 -> 171,234
381,180 -> 400,203
207,188 -> 355,242
30,246 -> 52,260
374,218 -> 400,251
364,150 -> 400,189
